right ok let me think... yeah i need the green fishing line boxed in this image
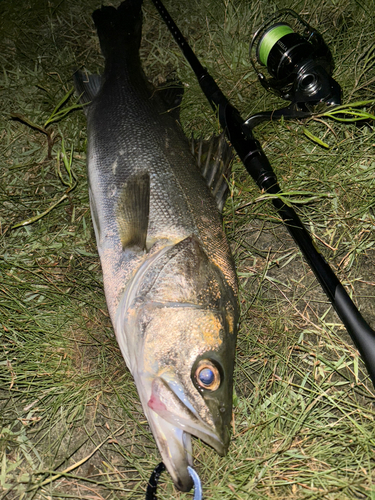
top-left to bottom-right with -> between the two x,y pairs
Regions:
258,24 -> 294,66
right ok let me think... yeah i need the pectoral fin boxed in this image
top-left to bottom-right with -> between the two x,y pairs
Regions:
116,172 -> 150,250
156,81 -> 184,121
73,70 -> 102,109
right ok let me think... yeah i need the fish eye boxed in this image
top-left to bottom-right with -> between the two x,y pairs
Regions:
195,360 -> 221,391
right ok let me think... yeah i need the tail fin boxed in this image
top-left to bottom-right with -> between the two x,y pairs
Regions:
92,0 -> 143,61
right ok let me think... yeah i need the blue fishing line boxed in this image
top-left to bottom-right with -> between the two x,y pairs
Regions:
188,466 -> 203,500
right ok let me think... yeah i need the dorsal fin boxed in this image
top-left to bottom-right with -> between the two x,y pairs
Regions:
116,172 -> 150,250
192,133 -> 233,212
73,70 -> 102,109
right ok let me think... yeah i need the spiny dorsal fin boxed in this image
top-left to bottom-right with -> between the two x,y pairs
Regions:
73,70 -> 102,109
192,133 -> 233,212
116,172 -> 150,250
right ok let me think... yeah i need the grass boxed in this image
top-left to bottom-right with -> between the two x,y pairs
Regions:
1,0 -> 375,498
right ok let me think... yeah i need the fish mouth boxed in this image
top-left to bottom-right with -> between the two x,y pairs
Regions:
145,375 -> 228,492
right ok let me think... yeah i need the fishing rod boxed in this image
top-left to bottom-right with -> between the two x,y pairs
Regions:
150,0 -> 375,387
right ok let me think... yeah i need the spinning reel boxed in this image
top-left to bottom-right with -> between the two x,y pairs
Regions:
245,9 -> 342,129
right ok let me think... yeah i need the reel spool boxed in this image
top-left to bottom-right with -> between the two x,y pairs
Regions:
246,10 -> 342,129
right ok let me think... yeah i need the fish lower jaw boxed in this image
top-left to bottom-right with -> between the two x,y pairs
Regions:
143,376 -> 228,491
145,408 -> 194,492
147,411 -> 226,492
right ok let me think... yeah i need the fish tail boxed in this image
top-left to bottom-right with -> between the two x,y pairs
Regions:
92,0 -> 143,61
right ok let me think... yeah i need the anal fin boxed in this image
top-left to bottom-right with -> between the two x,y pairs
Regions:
116,172 -> 150,250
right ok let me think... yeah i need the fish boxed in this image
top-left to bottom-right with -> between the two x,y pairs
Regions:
73,0 -> 238,492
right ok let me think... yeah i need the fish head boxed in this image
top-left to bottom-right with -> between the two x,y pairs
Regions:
118,235 -> 238,491
142,306 -> 236,491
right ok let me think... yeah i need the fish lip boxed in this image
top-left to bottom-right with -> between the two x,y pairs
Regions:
150,375 -> 228,454
146,375 -> 228,489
